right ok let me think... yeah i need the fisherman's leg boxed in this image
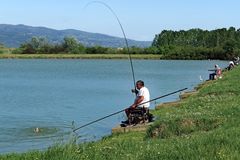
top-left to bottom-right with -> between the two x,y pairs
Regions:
122,108 -> 135,124
125,107 -> 135,117
209,73 -> 216,80
125,108 -> 130,117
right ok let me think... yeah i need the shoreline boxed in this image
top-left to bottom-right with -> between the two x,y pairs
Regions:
155,78 -> 214,110
112,82 -> 206,133
0,53 -> 162,60
0,53 -> 228,61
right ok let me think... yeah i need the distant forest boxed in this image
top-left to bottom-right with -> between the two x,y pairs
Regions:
8,27 -> 240,60
152,27 -> 240,60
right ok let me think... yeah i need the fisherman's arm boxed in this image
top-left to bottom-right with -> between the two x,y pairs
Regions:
130,96 -> 144,108
208,69 -> 217,71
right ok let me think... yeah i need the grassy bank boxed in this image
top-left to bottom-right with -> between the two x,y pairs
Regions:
0,48 -> 13,54
1,67 -> 240,159
0,53 -> 162,59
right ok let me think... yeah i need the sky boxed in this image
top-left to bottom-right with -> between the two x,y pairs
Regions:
0,0 -> 240,41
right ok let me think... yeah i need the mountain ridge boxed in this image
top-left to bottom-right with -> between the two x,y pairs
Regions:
0,24 -> 152,48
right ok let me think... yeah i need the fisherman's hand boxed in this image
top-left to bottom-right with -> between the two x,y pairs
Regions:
130,104 -> 136,109
131,89 -> 139,94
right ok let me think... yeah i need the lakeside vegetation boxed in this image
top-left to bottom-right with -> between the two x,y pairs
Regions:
0,53 -> 162,59
0,44 -> 12,54
1,65 -> 239,159
152,27 -> 240,60
11,36 -> 158,56
1,27 -> 240,60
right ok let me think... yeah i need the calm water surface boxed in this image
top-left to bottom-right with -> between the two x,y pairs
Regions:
0,59 -> 227,153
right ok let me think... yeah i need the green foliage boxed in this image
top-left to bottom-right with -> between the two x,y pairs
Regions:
0,44 -> 11,54
153,27 -> 240,60
17,36 -> 52,54
63,37 -> 85,54
144,46 -> 161,55
86,46 -> 108,54
14,36 -> 160,56
15,36 -> 85,54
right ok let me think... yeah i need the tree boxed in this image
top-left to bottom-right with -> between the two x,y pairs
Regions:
144,46 -> 160,54
223,39 -> 236,57
18,37 -> 50,54
62,37 -> 85,54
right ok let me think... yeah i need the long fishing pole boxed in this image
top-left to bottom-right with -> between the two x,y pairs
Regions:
73,87 -> 187,132
85,1 -> 137,93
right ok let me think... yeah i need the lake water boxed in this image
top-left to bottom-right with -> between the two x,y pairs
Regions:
0,59 -> 227,154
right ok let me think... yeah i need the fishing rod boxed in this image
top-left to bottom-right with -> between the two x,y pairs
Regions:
73,87 -> 187,132
85,1 -> 137,94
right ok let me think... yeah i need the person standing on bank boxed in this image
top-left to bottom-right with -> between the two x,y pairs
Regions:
122,80 -> 150,124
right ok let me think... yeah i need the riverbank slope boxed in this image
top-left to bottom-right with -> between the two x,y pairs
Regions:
1,66 -> 239,159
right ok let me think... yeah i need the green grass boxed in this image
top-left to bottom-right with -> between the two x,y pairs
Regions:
0,53 -> 162,59
1,67 -> 240,159
0,48 -> 12,54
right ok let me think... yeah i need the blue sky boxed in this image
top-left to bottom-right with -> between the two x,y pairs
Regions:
0,0 -> 240,41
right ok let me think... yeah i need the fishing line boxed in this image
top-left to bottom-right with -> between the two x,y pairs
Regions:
84,1 -> 136,92
73,87 -> 187,132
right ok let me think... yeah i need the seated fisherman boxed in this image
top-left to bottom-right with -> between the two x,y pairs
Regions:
227,61 -> 235,70
122,80 -> 150,124
209,64 -> 222,80
234,56 -> 239,65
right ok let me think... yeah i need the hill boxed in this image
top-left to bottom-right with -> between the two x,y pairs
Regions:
0,24 -> 152,48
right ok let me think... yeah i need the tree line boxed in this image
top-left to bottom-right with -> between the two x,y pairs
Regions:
12,36 -> 156,55
12,27 -> 240,60
152,27 -> 240,59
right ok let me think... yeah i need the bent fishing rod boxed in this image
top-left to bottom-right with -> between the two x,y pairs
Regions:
85,1 -> 137,94
73,87 -> 187,132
